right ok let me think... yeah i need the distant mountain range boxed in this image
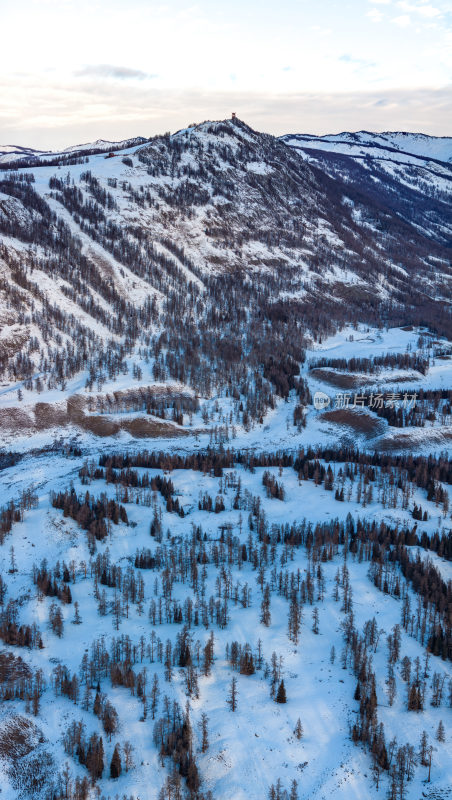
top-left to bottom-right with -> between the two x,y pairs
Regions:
281,130 -> 452,164
0,137 -> 148,166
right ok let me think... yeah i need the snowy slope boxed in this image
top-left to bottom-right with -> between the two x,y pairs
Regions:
0,137 -> 148,167
281,130 -> 452,165
0,445 -> 450,800
282,127 -> 452,257
61,137 -> 147,155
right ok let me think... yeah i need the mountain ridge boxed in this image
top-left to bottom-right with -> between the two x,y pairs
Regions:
280,130 -> 452,164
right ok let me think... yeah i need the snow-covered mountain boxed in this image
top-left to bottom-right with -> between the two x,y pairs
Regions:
281,130 -> 452,164
0,145 -> 48,166
0,136 -> 148,166
61,137 -> 148,155
0,119 -> 451,800
281,128 -> 452,248
0,116 -> 451,445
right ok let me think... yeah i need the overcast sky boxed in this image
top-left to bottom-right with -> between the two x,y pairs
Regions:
1,0 -> 451,148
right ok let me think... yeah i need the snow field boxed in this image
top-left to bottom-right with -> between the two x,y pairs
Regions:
0,454 -> 450,799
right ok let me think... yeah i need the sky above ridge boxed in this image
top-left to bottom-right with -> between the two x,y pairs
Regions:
1,0 -> 451,148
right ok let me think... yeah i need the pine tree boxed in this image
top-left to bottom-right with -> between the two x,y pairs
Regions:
407,683 -> 422,711
72,601 -> 82,624
312,607 -> 319,635
110,743 -> 122,779
387,667 -> 396,707
97,736 -> 104,781
227,676 -> 238,712
427,744 -> 433,782
260,584 -> 271,627
419,730 -> 428,765
102,701 -> 118,740
276,680 -> 287,704
93,691 -> 103,717
123,741 -> 134,773
288,594 -> 301,644
202,631 -> 215,676
436,720 -> 445,742
400,655 -> 411,683
371,762 -> 381,791
200,712 -> 209,753
86,734 -> 104,783
150,673 -> 160,719
294,718 -> 303,740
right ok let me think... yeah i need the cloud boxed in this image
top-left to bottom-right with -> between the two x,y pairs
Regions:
339,54 -> 377,68
416,5 -> 441,17
75,64 -> 155,81
1,80 -> 451,149
397,1 -> 441,17
392,13 -> 412,25
367,8 -> 384,21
